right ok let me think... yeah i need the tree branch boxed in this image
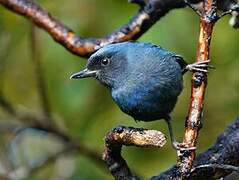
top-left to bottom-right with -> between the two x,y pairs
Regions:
152,117 -> 239,179
0,0 -> 187,57
103,126 -> 166,180
177,0 -> 217,178
0,0 -> 236,57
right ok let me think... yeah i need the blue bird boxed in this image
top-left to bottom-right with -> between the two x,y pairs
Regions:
70,42 -> 210,149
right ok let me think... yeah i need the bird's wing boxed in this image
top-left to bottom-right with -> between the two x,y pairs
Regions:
131,42 -> 188,69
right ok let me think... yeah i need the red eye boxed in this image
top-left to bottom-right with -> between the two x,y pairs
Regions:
101,58 -> 110,66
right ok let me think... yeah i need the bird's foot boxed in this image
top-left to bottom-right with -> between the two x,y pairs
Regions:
112,125 -> 125,134
186,60 -> 214,73
173,141 -> 196,156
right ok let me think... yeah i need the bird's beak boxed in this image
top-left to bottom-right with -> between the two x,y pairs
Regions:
70,69 -> 97,79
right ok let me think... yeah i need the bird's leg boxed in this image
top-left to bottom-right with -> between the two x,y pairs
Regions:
185,60 -> 214,73
165,117 -> 179,150
165,117 -> 196,152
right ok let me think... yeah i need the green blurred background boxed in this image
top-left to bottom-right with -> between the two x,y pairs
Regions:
0,0 -> 239,179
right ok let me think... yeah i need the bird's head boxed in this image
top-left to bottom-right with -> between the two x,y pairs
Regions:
70,43 -> 128,89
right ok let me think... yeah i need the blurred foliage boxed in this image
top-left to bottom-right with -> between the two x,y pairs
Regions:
0,0 -> 239,179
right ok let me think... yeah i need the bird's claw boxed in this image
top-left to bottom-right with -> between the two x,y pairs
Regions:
186,60 -> 214,73
173,141 -> 196,152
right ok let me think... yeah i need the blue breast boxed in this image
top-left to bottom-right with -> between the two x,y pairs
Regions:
111,79 -> 181,121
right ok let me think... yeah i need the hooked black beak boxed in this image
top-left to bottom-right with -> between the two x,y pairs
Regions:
70,69 -> 97,79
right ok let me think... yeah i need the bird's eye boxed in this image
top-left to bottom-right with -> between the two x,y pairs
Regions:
101,58 -> 110,66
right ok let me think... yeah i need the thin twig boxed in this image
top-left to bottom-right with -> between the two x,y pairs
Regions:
0,33 -> 17,116
0,33 -> 11,91
3,138 -> 106,179
219,4 -> 239,18
0,95 -> 16,116
184,0 -> 203,16
6,143 -> 75,179
30,25 -> 52,121
0,119 -> 105,170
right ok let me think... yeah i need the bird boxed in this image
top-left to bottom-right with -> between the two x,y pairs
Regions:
70,42 -> 211,149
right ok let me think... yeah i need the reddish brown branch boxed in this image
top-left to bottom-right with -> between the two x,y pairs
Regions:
177,0 -> 217,178
0,0 -> 186,57
0,0 -> 236,58
103,126 -> 166,180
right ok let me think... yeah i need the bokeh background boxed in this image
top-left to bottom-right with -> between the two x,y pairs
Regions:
0,0 -> 239,179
